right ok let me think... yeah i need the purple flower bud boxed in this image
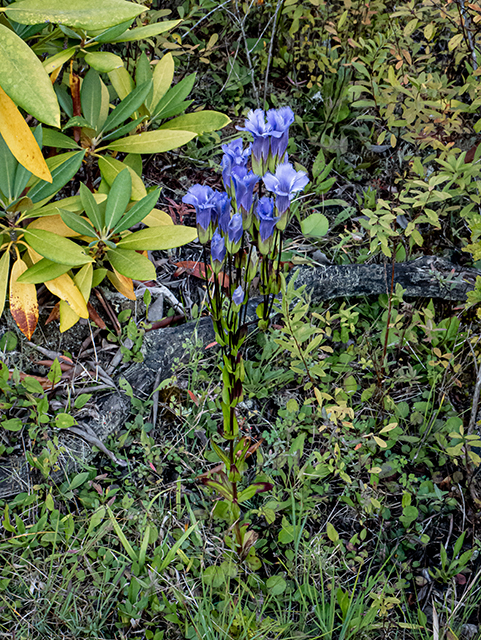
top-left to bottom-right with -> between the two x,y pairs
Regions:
266,107 -> 294,160
232,285 -> 244,306
211,229 -> 226,264
212,191 -> 231,233
256,196 -> 279,242
231,166 -> 259,214
182,184 -> 216,230
227,213 -> 243,245
262,162 -> 309,214
236,109 -> 272,164
221,138 -> 251,190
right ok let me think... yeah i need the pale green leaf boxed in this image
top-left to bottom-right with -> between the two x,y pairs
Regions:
159,110 -> 230,134
22,229 -> 93,266
42,128 -> 80,150
301,213 -> 329,237
84,51 -> 124,73
113,188 -> 159,233
42,46 -> 77,74
98,156 -> 146,200
107,247 -> 156,280
108,66 -> 134,100
0,24 -> 60,127
101,80 -> 152,133
149,52 -> 174,113
105,129 -> 196,154
116,225 -> 197,250
17,258 -> 72,284
111,19 -> 182,42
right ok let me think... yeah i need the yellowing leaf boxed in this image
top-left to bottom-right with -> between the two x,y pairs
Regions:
42,47 -> 77,74
104,129 -> 196,154
9,258 -> 38,339
448,33 -> 464,52
0,85 -> 52,182
28,214 -> 81,237
159,111 -> 230,134
373,436 -> 387,448
85,52 -> 124,73
117,225 -> 197,250
142,208 -> 173,227
60,263 -> 93,332
0,250 -> 10,317
98,155 -> 146,200
108,66 -> 134,100
45,273 -> 88,319
107,267 -> 135,300
149,52 -> 174,113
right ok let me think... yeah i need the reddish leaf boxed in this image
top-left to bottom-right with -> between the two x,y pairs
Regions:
87,302 -> 107,330
187,389 -> 199,406
173,260 -> 230,287
9,258 -> 38,339
9,371 -> 52,390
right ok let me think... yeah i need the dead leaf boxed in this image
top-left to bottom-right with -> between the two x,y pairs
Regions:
10,258 -> 38,339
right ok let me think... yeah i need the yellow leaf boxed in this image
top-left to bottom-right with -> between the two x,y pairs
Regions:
142,208 -> 173,227
28,214 -> 81,237
45,273 -> 88,319
0,84 -> 52,183
107,267 -> 136,300
0,250 -> 10,317
59,263 -> 93,332
373,436 -> 387,448
9,258 -> 38,339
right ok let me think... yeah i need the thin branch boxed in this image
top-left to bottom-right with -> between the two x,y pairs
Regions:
263,0 -> 285,109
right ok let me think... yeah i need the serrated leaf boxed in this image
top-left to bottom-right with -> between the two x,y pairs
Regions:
159,110 -> 230,134
113,188 -> 160,233
17,259 -> 72,284
5,0 -> 145,30
22,229 -> 93,266
111,19 -> 181,42
0,250 -> 10,317
81,69 -> 102,131
98,156 -> 146,200
59,209 -> 98,238
9,258 -> 38,339
105,129 -> 196,154
0,24 -> 60,128
101,80 -> 152,134
149,53 -> 174,113
85,51 -> 124,73
104,169 -> 132,231
301,213 -> 329,237
27,150 -> 86,204
117,225 -> 197,250
107,247 -> 156,280
0,85 -> 52,182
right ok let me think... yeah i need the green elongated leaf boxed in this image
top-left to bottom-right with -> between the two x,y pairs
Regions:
117,225 -> 197,250
97,77 -> 110,132
13,125 -> 42,200
85,51 -> 124,73
42,128 -> 80,150
153,99 -> 193,122
104,169 -> 132,231
102,81 -> 152,134
59,209 -> 98,238
16,258 -> 72,284
4,0 -> 145,30
113,188 -> 159,233
63,116 -> 94,130
111,19 -> 182,43
27,150 -> 85,204
107,248 -> 155,280
55,85 -> 73,118
159,110 -> 230,134
0,24 -> 60,128
149,53 -> 174,114
0,132 -> 18,201
123,153 -> 142,177
108,67 -> 134,100
136,51 -> 152,88
31,192 -> 105,217
98,156 -> 146,200
105,129 -> 196,154
80,183 -> 103,230
42,47 -> 77,74
22,229 -> 93,266
158,523 -> 198,572
92,19 -> 133,43
153,73 -> 196,118
101,116 -> 144,142
81,69 -> 102,131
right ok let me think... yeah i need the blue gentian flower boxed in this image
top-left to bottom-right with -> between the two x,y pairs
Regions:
232,285 -> 244,306
262,162 -> 309,215
210,229 -> 226,272
231,166 -> 259,231
266,107 -> 294,163
221,138 -> 251,191
237,109 -> 272,172
183,184 -> 216,242
212,191 -> 231,233
256,197 -> 279,242
226,212 -> 243,253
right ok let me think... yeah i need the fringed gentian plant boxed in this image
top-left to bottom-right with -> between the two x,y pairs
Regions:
182,107 -> 309,567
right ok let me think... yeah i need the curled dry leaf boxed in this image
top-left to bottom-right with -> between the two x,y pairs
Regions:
9,258 -> 38,339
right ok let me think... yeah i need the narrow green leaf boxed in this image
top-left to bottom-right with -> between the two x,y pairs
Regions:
123,153 -> 142,177
101,116 -> 144,142
81,69 -> 102,131
149,52 -> 174,114
153,73 -> 196,118
63,116 -> 94,130
153,99 -> 193,122
80,183 -> 103,230
105,129 -> 196,154
117,225 -> 197,250
98,156 -> 146,200
5,0 -> 145,31
42,46 -> 77,74
107,248 -> 156,280
113,189 -> 159,233
59,209 -> 98,238
102,81 -> 152,134
108,67 -> 134,100
0,24 -> 60,127
42,128 -> 80,150
22,229 -> 93,266
111,19 -> 182,43
92,19 -> 133,43
106,505 -> 138,562
27,150 -> 86,204
159,523 -> 198,572
85,52 -> 124,73
97,77 -> 110,132
135,51 -> 153,89
104,169 -> 132,231
16,258 -> 72,284
0,132 -> 18,201
159,111 -> 230,134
